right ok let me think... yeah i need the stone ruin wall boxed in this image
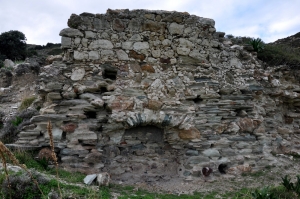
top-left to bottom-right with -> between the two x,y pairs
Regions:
13,9 -> 300,183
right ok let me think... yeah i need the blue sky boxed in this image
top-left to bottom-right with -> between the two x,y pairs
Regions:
0,0 -> 299,45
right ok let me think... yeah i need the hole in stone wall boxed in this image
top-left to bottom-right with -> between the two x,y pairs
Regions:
218,163 -> 227,174
103,72 -> 117,80
104,103 -> 112,113
102,64 -> 117,80
84,111 -> 97,119
240,89 -> 252,94
61,131 -> 66,141
193,97 -> 203,103
101,87 -> 108,93
143,36 -> 149,41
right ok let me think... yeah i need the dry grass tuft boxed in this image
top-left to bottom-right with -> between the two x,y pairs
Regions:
19,96 -> 36,111
47,120 -> 62,198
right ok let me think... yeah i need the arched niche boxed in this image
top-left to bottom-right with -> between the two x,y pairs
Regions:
107,125 -> 180,183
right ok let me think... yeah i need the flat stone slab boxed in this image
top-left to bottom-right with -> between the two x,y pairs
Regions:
84,174 -> 97,185
5,144 -> 41,151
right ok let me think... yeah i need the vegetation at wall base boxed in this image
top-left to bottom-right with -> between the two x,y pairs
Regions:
1,148 -> 300,198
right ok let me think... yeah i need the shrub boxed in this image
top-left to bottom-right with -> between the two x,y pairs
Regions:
0,30 -> 27,61
249,38 -> 264,52
11,116 -> 23,127
226,34 -> 253,45
27,49 -> 38,57
282,175 -> 300,195
257,44 -> 300,68
19,96 -> 36,110
45,43 -> 60,48
1,171 -> 48,199
251,186 -> 276,199
0,109 -> 38,143
47,48 -> 63,55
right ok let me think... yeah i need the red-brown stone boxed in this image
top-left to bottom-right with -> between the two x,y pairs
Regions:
237,118 -> 260,133
109,96 -> 134,111
128,50 -> 146,61
178,127 -> 201,140
61,123 -> 78,133
141,64 -> 155,73
148,100 -> 163,110
112,18 -> 125,32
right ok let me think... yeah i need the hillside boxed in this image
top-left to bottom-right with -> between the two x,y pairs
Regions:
272,32 -> 300,48
258,32 -> 300,68
27,43 -> 62,59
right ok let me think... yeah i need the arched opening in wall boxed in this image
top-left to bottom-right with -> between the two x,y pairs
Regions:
110,125 -> 179,183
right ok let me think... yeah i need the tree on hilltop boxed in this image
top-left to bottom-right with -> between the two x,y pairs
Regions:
0,30 -> 27,61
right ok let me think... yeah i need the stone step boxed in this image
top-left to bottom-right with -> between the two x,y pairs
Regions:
18,131 -> 41,137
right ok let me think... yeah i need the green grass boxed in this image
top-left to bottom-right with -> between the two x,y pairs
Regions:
11,116 -> 23,126
14,60 -> 24,64
39,179 -> 111,199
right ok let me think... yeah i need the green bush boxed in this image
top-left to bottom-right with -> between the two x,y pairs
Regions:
0,30 -> 27,61
1,172 -> 47,199
249,38 -> 264,52
47,48 -> 63,55
225,34 -> 253,45
281,175 -> 300,195
27,49 -> 38,57
11,116 -> 23,127
257,44 -> 300,68
251,187 -> 276,199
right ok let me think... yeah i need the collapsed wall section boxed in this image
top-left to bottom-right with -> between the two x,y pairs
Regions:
12,9 -> 300,183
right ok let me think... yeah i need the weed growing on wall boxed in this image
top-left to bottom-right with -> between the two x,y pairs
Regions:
19,96 -> 36,110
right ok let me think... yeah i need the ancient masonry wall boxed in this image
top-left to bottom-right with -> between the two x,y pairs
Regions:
15,9 -> 300,183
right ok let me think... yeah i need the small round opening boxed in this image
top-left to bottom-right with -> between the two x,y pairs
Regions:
218,163 -> 227,174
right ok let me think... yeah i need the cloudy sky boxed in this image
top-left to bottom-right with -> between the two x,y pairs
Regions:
0,0 -> 299,45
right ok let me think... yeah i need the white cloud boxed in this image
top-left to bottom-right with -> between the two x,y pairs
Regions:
268,16 -> 300,34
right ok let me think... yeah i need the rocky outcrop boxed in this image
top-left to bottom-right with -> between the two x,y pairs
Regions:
9,9 -> 300,183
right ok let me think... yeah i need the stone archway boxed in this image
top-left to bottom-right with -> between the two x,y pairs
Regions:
105,125 -> 181,184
